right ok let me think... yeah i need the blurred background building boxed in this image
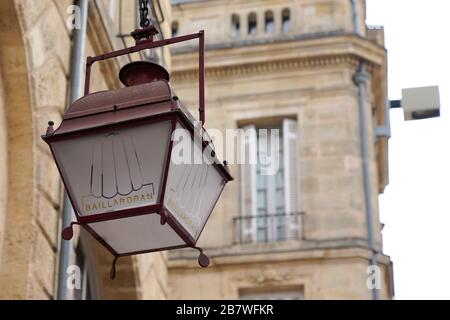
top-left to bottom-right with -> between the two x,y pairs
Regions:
0,0 -> 393,299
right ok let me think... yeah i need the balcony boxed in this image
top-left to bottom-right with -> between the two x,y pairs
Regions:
233,212 -> 305,245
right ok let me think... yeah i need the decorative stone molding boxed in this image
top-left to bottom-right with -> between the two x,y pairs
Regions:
233,266 -> 294,285
172,54 -> 373,81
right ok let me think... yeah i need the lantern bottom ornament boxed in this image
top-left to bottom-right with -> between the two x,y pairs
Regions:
42,27 -> 232,279
60,222 -> 211,279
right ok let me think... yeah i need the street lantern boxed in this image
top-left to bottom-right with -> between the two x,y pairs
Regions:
42,25 -> 232,278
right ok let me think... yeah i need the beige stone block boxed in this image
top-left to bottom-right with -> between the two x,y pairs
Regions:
140,267 -> 167,300
302,122 -> 350,142
37,192 -> 59,247
344,155 -> 362,173
36,150 -> 62,204
31,59 -> 67,109
31,227 -> 56,295
306,194 -> 350,212
134,252 -> 168,299
319,140 -> 360,157
300,176 -> 320,194
300,143 -> 320,159
37,4 -> 70,54
0,45 -> 29,75
25,11 -> 71,72
53,0 -> 75,20
319,175 -> 358,195
301,109 -> 317,122
15,0 -> 52,32
25,25 -> 46,70
300,158 -> 345,177
316,106 -> 350,122
0,274 -> 29,299
151,253 -> 168,283
27,276 -> 51,300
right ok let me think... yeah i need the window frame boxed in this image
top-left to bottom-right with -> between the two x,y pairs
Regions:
231,14 -> 241,39
264,10 -> 275,34
282,8 -> 291,33
239,117 -> 300,244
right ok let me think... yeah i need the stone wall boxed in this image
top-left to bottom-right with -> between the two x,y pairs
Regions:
0,0 -> 172,300
169,248 -> 392,299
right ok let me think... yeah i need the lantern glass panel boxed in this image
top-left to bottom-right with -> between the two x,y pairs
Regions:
164,124 -> 226,240
88,214 -> 186,255
51,120 -> 172,216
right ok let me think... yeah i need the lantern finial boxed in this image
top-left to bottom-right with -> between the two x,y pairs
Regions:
119,61 -> 169,87
194,247 -> 210,268
46,121 -> 55,135
61,221 -> 80,240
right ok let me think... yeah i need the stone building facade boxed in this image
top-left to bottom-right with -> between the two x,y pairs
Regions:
0,0 -> 393,299
167,0 -> 393,300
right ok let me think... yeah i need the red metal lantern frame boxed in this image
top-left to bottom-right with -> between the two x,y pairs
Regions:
42,27 -> 233,277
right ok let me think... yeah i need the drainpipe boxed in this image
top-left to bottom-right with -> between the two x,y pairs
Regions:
351,0 -> 363,36
354,62 -> 379,300
57,0 -> 88,300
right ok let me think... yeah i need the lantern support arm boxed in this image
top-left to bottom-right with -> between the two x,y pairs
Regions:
84,31 -> 206,125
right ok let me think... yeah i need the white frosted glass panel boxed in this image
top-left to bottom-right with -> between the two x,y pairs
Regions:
89,214 -> 185,254
164,124 -> 225,240
52,121 -> 171,216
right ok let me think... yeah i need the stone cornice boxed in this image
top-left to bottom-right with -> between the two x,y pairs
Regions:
172,53 -> 372,82
168,238 -> 392,269
172,30 -> 350,55
171,34 -> 384,81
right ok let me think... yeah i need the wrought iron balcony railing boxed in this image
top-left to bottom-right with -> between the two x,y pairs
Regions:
233,212 -> 305,244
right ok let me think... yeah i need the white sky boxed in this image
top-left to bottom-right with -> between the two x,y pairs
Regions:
366,0 -> 450,300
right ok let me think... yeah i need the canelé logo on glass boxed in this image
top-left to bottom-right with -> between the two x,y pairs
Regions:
166,165 -> 209,237
81,132 -> 155,215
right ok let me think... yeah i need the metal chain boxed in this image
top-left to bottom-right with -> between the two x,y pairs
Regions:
139,0 -> 150,28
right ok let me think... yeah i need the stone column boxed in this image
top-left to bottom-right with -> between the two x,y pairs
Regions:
241,13 -> 248,38
274,8 -> 282,34
257,10 -> 265,34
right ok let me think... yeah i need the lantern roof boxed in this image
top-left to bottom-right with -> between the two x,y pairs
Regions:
45,80 -> 197,140
65,80 -> 172,120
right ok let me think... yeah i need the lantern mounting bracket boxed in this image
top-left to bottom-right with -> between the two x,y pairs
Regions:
84,31 -> 206,125
110,256 -> 119,279
138,0 -> 151,28
131,25 -> 159,44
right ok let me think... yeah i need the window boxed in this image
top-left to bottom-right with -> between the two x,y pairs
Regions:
282,8 -> 291,33
239,119 -> 299,243
231,14 -> 240,38
265,11 -> 274,33
248,12 -> 257,36
171,21 -> 179,37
